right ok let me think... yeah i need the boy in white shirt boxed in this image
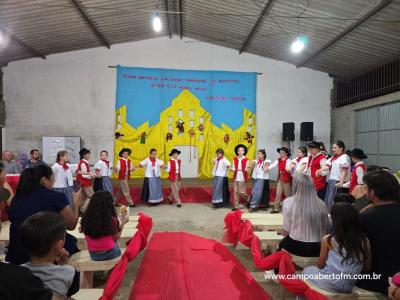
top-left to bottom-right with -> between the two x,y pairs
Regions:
166,149 -> 182,208
139,148 -> 164,205
231,144 -> 250,211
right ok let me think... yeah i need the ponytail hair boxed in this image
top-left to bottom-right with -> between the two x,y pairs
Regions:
16,165 -> 53,197
257,149 -> 266,160
56,151 -> 68,162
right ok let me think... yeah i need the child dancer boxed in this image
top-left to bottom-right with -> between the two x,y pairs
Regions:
80,191 -> 126,261
94,150 -> 113,194
76,148 -> 94,213
115,148 -> 135,207
290,146 -> 308,175
231,144 -> 250,211
248,149 -> 271,212
307,141 -> 328,201
211,148 -> 230,210
303,203 -> 370,293
343,148 -> 367,193
269,147 -> 292,213
140,148 -> 164,205
52,151 -> 74,205
166,149 -> 182,208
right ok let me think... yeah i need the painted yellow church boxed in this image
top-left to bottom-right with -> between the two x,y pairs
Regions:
114,89 -> 256,179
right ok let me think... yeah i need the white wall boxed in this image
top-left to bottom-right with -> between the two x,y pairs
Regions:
3,36 -> 332,167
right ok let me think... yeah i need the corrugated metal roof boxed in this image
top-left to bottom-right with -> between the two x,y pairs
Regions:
0,0 -> 399,78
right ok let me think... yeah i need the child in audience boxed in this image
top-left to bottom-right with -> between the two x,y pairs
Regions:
52,151 -> 74,205
389,272 -> 400,300
343,148 -> 367,193
333,193 -> 355,205
303,202 -> 370,293
115,148 -> 135,207
80,191 -> 127,260
140,148 -> 164,205
166,149 -> 182,208
248,149 -> 271,212
211,148 -> 230,210
94,150 -> 113,194
20,211 -> 78,299
76,148 -> 94,213
269,147 -> 292,213
290,146 -> 308,175
231,144 -> 250,211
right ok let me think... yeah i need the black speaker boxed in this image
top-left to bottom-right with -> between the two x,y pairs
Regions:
282,122 -> 295,141
300,122 -> 314,141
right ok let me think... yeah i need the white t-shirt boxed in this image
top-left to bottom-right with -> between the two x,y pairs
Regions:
325,154 -> 351,182
140,157 -> 164,177
231,156 -> 249,182
251,159 -> 272,179
51,163 -> 73,188
94,160 -> 113,177
292,157 -> 308,174
212,157 -> 230,177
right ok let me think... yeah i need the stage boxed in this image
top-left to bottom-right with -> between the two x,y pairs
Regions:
113,178 -> 278,205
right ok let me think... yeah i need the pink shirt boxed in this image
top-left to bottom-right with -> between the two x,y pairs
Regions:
84,217 -> 118,252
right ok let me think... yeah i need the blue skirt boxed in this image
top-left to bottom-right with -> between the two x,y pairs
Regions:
250,179 -> 264,208
212,176 -> 230,204
141,177 -> 163,204
324,179 -> 338,211
54,187 -> 73,205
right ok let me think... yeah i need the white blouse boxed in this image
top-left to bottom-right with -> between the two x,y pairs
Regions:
52,163 -> 73,188
325,154 -> 351,182
292,157 -> 308,174
140,158 -> 164,178
94,160 -> 113,177
212,157 -> 230,177
251,159 -> 271,180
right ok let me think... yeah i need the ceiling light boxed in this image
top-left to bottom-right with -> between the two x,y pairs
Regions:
153,15 -> 162,32
291,36 -> 308,54
0,31 -> 3,44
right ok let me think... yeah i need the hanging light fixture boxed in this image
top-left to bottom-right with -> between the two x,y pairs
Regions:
153,14 -> 162,32
291,36 -> 308,54
0,30 -> 4,44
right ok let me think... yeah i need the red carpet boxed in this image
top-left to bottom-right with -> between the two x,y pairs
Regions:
116,186 -> 277,205
130,232 -> 270,300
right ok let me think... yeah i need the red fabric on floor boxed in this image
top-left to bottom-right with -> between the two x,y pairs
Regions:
99,213 -> 153,300
130,232 -> 271,300
1,175 -> 20,221
224,210 -> 328,300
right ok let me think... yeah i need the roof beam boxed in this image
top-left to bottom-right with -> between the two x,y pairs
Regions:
164,0 -> 172,38
239,0 -> 277,54
178,0 -> 183,39
296,0 -> 392,68
0,26 -> 46,60
70,0 -> 110,49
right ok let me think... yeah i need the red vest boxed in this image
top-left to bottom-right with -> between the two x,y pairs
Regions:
308,154 -> 327,191
349,163 -> 366,193
118,158 -> 132,180
76,160 -> 92,187
277,158 -> 291,183
168,159 -> 181,182
233,157 -> 249,181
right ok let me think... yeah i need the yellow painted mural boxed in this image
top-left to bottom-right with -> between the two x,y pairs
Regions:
114,89 -> 256,178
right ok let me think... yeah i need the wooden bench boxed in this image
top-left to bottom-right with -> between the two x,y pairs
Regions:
246,218 -> 283,231
68,249 -> 124,288
254,231 -> 283,252
71,289 -> 103,300
290,254 -> 318,269
305,280 -> 386,299
242,212 -> 283,220
0,221 -> 10,245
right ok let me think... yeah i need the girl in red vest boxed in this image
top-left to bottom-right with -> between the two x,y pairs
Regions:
231,144 -> 250,211
166,149 -> 182,208
115,148 -> 135,207
307,141 -> 328,201
269,147 -> 292,213
343,148 -> 367,193
76,148 -> 94,213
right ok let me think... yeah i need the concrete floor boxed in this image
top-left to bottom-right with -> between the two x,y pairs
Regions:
96,203 -> 294,300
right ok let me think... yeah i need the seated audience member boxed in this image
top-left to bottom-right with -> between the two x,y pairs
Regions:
80,191 -> 127,261
278,173 -> 329,257
6,165 -> 81,264
356,170 -> 400,294
333,193 -> 355,205
389,272 -> 400,300
25,149 -> 46,169
21,212 -> 78,299
0,212 -> 55,300
303,203 -> 370,293
2,150 -> 21,174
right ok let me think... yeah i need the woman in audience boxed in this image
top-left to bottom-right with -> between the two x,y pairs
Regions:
80,191 -> 127,261
6,165 -> 81,264
317,140 -> 351,211
278,173 -> 329,257
303,203 -> 370,293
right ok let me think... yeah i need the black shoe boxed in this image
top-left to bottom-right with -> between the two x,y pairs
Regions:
128,203 -> 135,208
114,203 -> 121,207
212,204 -> 217,210
231,207 -> 238,211
177,203 -> 182,208
168,198 -> 173,205
270,209 -> 280,214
